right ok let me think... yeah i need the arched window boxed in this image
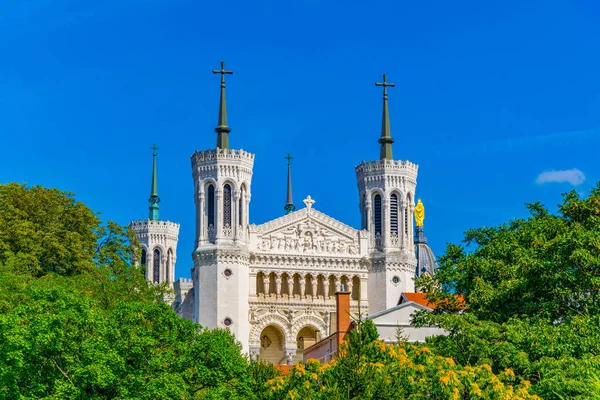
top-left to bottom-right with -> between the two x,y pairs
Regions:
362,194 -> 367,230
405,194 -> 411,236
207,184 -> 215,227
373,194 -> 382,235
141,248 -> 147,277
166,249 -> 173,283
239,186 -> 245,227
153,248 -> 161,284
390,194 -> 398,234
223,184 -> 232,227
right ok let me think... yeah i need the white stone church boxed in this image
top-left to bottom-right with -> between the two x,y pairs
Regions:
130,63 -> 439,365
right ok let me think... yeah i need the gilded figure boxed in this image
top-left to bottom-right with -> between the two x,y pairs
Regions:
414,198 -> 425,227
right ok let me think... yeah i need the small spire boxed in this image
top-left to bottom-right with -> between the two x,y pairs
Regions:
212,61 -> 233,149
375,74 -> 396,160
284,153 -> 296,214
148,144 -> 160,221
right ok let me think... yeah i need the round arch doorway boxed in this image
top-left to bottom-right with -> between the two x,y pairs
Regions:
259,325 -> 287,365
294,326 -> 319,363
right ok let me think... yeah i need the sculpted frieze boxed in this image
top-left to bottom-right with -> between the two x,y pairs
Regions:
256,218 -> 360,256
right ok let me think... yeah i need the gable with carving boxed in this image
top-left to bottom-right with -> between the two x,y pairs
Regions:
252,208 -> 362,257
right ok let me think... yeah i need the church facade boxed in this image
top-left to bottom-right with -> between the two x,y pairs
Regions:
131,63 -> 438,365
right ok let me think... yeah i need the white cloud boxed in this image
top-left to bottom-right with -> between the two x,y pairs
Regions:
535,169 -> 586,186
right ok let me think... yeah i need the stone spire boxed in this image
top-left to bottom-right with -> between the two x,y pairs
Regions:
148,144 -> 160,221
375,74 -> 395,160
284,153 -> 296,214
212,61 -> 233,149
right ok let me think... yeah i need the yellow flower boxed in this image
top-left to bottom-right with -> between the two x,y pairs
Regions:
450,388 -> 460,400
470,383 -> 482,397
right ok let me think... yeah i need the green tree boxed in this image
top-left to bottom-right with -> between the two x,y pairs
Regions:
427,185 -> 600,323
0,272 -> 255,399
0,183 -> 256,399
412,184 -> 600,399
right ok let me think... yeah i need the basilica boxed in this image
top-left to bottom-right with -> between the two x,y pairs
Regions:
129,62 -> 439,365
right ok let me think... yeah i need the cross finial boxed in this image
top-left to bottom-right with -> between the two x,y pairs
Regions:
303,195 -> 315,211
375,73 -> 396,160
213,61 -> 233,88
150,143 -> 159,156
213,61 -> 234,149
285,153 -> 293,166
375,74 -> 395,99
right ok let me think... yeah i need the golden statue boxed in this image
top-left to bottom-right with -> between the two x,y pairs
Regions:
414,198 -> 425,227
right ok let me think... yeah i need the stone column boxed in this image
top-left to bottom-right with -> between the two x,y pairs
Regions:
287,275 -> 294,298
263,274 -> 270,296
275,274 -> 282,298
215,187 -> 223,243
332,275 -> 340,292
365,197 -> 372,233
346,278 -> 354,299
323,276 -> 330,300
382,196 -> 390,249
232,191 -> 240,239
300,275 -> 306,299
409,202 -> 415,253
196,183 -> 204,247
147,251 -> 154,283
399,198 -> 406,251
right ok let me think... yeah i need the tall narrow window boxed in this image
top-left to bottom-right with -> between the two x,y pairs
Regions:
390,194 -> 398,234
362,194 -> 367,230
223,184 -> 232,227
166,249 -> 172,283
207,184 -> 215,227
141,249 -> 147,277
373,194 -> 382,235
404,195 -> 410,236
239,186 -> 245,227
153,249 -> 161,284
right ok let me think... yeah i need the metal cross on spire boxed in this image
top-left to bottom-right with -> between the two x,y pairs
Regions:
150,143 -> 159,155
213,61 -> 234,149
285,153 -> 294,166
213,61 -> 233,87
375,74 -> 396,160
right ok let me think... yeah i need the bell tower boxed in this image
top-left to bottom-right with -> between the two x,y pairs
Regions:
191,62 -> 254,352
130,145 -> 180,293
356,74 -> 418,313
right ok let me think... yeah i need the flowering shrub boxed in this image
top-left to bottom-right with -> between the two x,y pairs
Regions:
266,340 -> 540,399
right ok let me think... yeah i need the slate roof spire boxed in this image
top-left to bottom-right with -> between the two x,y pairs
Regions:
212,61 -> 233,149
375,74 -> 395,160
148,144 -> 160,221
284,153 -> 296,214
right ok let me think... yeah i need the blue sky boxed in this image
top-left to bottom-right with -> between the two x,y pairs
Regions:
1,0 -> 599,279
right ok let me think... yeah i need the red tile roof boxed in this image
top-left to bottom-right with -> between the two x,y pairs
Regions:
401,292 -> 466,310
402,292 -> 436,308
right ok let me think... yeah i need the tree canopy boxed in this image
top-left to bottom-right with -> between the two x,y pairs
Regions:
0,184 -> 254,399
413,184 -> 600,399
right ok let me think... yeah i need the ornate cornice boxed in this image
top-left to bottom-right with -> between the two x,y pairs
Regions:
193,248 -> 250,267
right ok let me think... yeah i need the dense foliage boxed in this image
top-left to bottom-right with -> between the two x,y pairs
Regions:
413,184 -> 600,399
0,184 -> 254,399
264,319 -> 539,399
